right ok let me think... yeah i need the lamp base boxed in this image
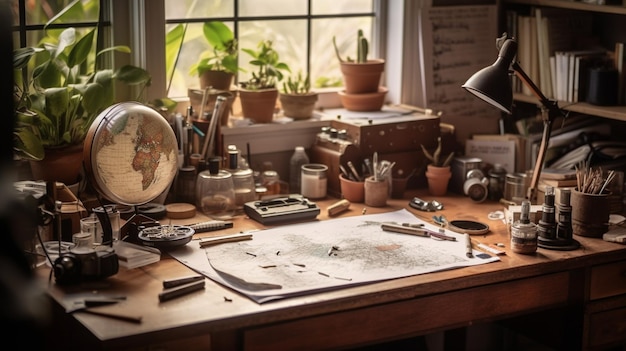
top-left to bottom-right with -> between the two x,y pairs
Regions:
538,236 -> 580,251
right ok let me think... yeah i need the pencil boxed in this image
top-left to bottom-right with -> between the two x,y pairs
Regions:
465,233 -> 473,258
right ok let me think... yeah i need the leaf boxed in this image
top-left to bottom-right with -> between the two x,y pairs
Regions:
13,128 -> 45,161
13,47 -> 42,69
67,29 -> 95,68
116,65 -> 151,85
203,21 -> 234,50
44,87 -> 71,121
54,28 -> 77,60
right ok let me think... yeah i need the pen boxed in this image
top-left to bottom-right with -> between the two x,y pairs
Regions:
163,274 -> 204,289
199,233 -> 253,247
347,161 -> 362,181
465,233 -> 473,258
429,231 -> 457,241
381,223 -> 430,237
158,280 -> 205,302
190,220 -> 234,233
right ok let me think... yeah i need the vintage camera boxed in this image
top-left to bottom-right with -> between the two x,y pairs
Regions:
463,169 -> 489,203
451,156 -> 483,194
53,246 -> 119,284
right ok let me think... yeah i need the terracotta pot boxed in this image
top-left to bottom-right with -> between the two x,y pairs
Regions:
425,165 -> 451,196
339,174 -> 365,203
338,86 -> 387,111
30,144 -> 84,185
238,88 -> 279,123
279,92 -> 319,120
199,70 -> 234,91
340,59 -> 385,94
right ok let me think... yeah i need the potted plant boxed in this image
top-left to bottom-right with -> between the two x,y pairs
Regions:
333,29 -> 386,111
279,71 -> 318,120
421,137 -> 455,196
189,21 -> 239,91
14,20 -> 151,185
238,40 -> 290,123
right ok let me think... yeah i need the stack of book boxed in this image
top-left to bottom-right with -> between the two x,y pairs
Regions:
113,241 -> 161,269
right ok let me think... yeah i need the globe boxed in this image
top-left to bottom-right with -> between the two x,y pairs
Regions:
83,102 -> 179,206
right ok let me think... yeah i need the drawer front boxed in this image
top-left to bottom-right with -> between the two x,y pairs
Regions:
588,306 -> 626,348
590,261 -> 626,300
243,273 -> 569,351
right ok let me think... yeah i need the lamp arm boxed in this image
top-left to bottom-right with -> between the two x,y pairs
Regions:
510,61 -> 566,203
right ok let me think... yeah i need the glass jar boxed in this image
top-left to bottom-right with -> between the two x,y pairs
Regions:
196,158 -> 236,219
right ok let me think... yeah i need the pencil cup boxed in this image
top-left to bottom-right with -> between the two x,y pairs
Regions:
339,174 -> 365,203
364,176 -> 389,207
571,189 -> 610,238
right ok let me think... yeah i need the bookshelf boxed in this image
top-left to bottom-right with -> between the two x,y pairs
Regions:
501,0 -> 626,123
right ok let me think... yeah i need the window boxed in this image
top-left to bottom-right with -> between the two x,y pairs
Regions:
12,0 -> 110,71
164,0 -> 380,98
13,0 -> 390,104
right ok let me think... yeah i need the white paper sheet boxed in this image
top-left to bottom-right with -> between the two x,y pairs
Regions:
168,209 -> 499,303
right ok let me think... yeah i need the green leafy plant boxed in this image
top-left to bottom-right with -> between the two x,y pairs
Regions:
282,71 -> 312,94
189,21 -> 239,76
421,137 -> 454,167
240,40 -> 290,90
13,5 -> 151,161
333,29 -> 369,63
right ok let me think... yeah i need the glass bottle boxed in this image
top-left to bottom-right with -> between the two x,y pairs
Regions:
289,146 -> 309,194
511,200 -> 538,254
196,157 -> 236,219
226,145 -> 256,210
261,170 -> 288,196
488,163 -> 507,201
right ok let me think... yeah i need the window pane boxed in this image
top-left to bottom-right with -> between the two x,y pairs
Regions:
312,0 -> 373,15
239,19 -> 307,85
311,17 -> 373,88
165,0 -> 233,19
19,0 -> 99,25
240,0 -> 307,17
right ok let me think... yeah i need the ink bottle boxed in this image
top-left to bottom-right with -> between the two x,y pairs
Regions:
511,199 -> 537,254
226,145 -> 255,210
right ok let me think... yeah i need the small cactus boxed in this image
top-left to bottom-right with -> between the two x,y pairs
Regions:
333,29 -> 370,63
357,29 -> 368,63
421,137 -> 454,167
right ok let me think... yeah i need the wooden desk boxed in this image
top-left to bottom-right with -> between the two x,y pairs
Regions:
40,191 -> 626,351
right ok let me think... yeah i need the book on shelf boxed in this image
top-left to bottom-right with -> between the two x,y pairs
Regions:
113,240 -> 161,269
532,7 -> 594,100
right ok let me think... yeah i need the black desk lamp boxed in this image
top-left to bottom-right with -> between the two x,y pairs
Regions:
462,34 -> 580,251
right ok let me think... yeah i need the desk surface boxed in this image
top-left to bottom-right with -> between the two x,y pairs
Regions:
39,191 -> 626,350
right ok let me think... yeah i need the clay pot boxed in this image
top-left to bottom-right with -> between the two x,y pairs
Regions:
279,92 -> 319,120
425,165 -> 451,196
199,70 -> 234,91
30,144 -> 84,185
340,59 -> 385,94
238,88 -> 279,123
339,174 -> 365,203
338,86 -> 387,111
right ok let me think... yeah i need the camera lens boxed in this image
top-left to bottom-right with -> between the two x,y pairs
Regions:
465,180 -> 488,202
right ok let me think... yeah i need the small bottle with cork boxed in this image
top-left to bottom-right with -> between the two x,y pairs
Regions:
510,199 -> 538,254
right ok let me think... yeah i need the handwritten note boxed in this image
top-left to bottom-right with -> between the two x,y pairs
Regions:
419,5 -> 500,119
465,139 -> 516,173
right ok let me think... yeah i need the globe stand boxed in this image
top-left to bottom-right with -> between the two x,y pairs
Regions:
120,209 -> 159,244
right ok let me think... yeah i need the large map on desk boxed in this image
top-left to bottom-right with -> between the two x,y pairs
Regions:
169,209 -> 500,303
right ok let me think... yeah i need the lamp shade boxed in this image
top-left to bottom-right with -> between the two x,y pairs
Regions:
462,39 -> 518,114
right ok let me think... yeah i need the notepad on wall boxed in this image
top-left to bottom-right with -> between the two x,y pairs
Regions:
465,139 -> 516,174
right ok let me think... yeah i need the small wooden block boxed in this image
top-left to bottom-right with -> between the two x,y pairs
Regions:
165,203 -> 196,219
